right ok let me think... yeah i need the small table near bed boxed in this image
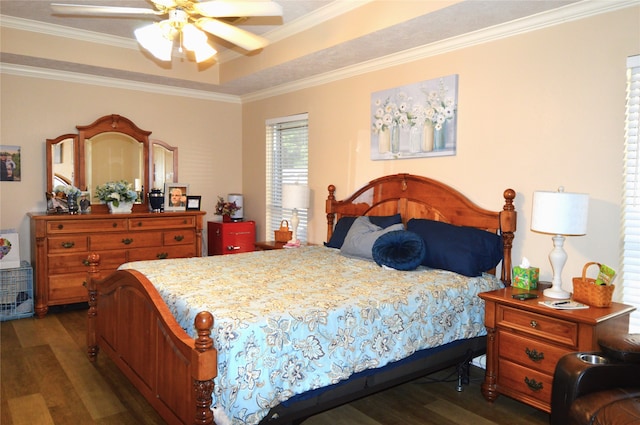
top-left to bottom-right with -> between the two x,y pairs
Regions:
479,286 -> 635,413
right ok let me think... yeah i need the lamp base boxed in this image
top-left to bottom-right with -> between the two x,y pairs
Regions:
543,286 -> 571,299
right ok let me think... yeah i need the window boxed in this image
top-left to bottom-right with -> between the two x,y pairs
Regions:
266,114 -> 309,241
622,54 -> 640,332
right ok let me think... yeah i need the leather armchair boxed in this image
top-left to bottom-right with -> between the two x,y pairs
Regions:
550,334 -> 640,425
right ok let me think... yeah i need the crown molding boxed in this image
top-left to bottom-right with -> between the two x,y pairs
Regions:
1,0 -> 637,103
241,0 -> 640,102
0,63 -> 240,103
0,15 -> 138,50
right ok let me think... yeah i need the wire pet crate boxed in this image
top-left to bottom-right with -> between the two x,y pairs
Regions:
0,261 -> 34,321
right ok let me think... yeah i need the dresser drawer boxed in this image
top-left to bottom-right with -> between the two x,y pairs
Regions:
163,229 -> 195,246
48,273 -> 92,305
499,331 -> 570,375
46,218 -> 127,234
48,251 -> 127,274
128,245 -> 196,262
48,235 -> 88,253
90,232 -> 163,250
129,216 -> 197,230
498,358 -> 553,408
498,305 -> 578,348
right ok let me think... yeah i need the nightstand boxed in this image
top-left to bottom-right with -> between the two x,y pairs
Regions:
208,221 -> 255,255
478,286 -> 635,413
254,241 -> 287,250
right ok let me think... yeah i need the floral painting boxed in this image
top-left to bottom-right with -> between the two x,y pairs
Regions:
371,74 -> 458,160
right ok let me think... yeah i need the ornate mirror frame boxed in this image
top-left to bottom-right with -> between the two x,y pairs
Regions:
46,114 -> 179,212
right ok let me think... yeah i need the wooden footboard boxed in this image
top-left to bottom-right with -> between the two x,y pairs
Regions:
86,253 -> 217,425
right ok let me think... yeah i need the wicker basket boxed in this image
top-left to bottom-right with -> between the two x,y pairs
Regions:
572,262 -> 614,307
274,220 -> 292,243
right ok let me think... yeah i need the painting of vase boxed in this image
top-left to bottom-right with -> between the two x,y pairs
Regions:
370,74 -> 458,160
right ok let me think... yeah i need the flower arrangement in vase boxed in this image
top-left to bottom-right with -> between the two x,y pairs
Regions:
215,196 -> 242,222
95,180 -> 138,213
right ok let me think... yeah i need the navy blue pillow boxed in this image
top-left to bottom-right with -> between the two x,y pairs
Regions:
372,230 -> 426,271
406,219 -> 503,277
325,214 -> 402,248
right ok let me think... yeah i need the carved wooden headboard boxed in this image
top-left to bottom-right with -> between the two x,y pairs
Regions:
325,173 -> 516,284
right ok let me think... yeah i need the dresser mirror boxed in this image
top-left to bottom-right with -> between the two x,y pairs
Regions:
150,139 -> 178,190
46,114 -> 179,209
46,134 -> 77,192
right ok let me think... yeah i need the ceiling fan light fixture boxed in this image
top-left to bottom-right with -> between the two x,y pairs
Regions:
182,24 -> 217,62
134,23 -> 173,62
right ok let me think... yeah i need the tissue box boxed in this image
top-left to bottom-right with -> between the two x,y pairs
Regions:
512,266 -> 539,289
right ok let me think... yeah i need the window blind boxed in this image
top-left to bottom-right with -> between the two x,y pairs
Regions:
623,54 -> 640,332
265,113 -> 309,241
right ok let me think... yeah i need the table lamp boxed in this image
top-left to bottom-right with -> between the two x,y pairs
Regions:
531,188 -> 589,299
282,183 -> 310,245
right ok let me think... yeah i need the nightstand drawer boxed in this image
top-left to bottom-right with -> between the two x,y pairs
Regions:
498,305 -> 578,348
498,359 -> 553,407
499,331 -> 570,375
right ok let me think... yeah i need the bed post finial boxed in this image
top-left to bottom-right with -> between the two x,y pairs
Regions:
194,311 -> 216,425
500,189 -> 517,286
326,184 -> 337,242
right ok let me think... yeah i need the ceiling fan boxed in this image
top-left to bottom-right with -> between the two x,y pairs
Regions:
51,0 -> 283,62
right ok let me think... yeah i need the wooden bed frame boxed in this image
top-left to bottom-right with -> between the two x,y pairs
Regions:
86,173 -> 516,425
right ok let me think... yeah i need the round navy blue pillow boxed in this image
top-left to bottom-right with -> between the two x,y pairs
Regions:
372,230 -> 426,271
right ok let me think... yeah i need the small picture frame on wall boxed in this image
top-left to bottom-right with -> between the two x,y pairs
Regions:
186,196 -> 201,211
164,183 -> 189,212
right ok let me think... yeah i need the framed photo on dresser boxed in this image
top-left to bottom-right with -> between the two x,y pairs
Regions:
164,183 -> 188,212
186,196 -> 201,211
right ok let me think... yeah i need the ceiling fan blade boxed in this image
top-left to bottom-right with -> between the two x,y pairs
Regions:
148,0 -> 177,8
197,18 -> 269,51
51,3 -> 163,17
193,1 -> 283,18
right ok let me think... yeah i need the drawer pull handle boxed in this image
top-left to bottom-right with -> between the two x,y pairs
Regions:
226,245 -> 240,251
157,252 -> 168,259
137,222 -> 143,227
61,241 -> 75,249
83,259 -> 90,266
122,238 -> 134,245
530,320 -> 538,328
57,224 -> 64,230
174,235 -> 184,242
112,223 -> 118,228
525,347 -> 545,362
524,377 -> 543,392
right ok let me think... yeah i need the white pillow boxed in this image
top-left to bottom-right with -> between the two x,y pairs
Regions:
340,216 -> 404,260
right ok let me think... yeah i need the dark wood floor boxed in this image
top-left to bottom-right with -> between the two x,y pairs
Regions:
1,307 -> 550,425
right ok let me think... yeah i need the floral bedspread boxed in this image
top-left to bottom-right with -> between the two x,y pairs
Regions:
120,246 -> 503,425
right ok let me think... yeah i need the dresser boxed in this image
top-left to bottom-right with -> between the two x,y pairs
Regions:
29,211 -> 205,318
479,286 -> 634,413
208,221 -> 255,255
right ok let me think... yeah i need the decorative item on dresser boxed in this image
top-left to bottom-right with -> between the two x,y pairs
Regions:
207,220 -> 255,255
28,211 -> 205,318
479,286 -> 635,413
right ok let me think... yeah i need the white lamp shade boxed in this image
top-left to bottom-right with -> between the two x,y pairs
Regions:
135,23 -> 173,62
282,184 -> 310,210
182,24 -> 217,62
531,190 -> 589,235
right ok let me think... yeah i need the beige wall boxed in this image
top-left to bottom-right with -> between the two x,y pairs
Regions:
242,7 -> 640,297
0,75 -> 242,260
